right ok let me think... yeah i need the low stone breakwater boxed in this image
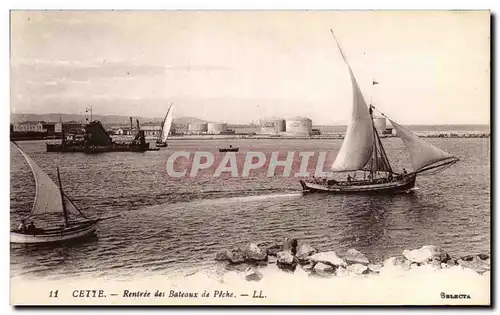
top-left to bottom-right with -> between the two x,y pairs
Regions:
214,238 -> 491,282
153,132 -> 490,141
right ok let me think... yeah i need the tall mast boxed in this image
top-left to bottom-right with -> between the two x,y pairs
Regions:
366,105 -> 394,177
370,80 -> 376,178
57,166 -> 70,228
368,104 -> 377,180
368,81 -> 393,177
370,106 -> 396,175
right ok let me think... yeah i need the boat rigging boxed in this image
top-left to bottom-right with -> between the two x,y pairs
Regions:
10,142 -> 120,244
299,29 -> 459,194
156,102 -> 175,148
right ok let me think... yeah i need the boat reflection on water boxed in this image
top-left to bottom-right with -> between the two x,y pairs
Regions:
11,231 -> 98,250
299,191 -> 445,262
10,233 -> 99,280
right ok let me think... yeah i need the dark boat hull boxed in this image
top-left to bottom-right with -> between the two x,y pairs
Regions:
10,220 -> 98,244
300,173 -> 417,194
219,148 -> 239,152
46,143 -> 155,153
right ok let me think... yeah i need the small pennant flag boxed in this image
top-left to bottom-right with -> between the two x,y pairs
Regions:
372,80 -> 380,85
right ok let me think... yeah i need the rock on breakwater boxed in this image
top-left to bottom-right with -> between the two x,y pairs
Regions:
214,239 -> 490,281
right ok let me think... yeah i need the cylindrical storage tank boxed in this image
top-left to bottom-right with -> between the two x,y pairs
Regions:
260,118 -> 286,135
373,117 -> 387,133
285,117 -> 312,136
188,122 -> 208,134
207,122 -> 228,134
382,120 -> 394,135
275,119 -> 286,133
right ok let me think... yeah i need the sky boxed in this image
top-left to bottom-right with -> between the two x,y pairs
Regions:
10,10 -> 490,125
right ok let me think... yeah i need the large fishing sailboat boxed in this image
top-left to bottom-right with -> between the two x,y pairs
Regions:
156,103 -> 174,148
10,142 -> 117,244
299,30 -> 459,194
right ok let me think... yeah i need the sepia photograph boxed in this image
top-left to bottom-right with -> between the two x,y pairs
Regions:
8,9 -> 491,306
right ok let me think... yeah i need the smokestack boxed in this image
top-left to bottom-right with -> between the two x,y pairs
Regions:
129,117 -> 133,132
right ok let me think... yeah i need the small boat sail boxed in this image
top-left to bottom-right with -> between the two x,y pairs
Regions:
219,145 -> 239,153
156,103 -> 174,148
300,30 -> 459,194
10,143 -> 114,244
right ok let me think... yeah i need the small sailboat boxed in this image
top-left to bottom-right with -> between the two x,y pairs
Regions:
10,142 -> 116,244
156,103 -> 174,148
300,30 -> 459,194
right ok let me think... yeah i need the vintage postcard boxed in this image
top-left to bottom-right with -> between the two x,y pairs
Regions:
9,10 -> 491,306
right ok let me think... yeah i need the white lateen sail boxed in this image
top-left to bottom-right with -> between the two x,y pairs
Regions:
160,103 -> 174,143
14,144 -> 83,218
330,31 -> 374,172
389,119 -> 458,173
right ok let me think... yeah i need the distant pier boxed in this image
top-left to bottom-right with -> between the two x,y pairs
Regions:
135,132 -> 490,141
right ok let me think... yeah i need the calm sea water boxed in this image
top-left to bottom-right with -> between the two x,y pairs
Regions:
10,136 -> 490,280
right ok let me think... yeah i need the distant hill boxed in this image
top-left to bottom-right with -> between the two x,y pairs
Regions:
10,113 -> 164,125
172,116 -> 207,125
10,113 -> 207,126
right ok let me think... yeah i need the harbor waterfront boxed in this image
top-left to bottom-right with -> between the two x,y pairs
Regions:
9,10 -> 491,306
147,132 -> 490,141
10,135 -> 490,280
